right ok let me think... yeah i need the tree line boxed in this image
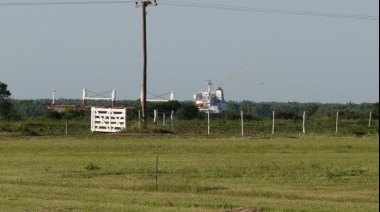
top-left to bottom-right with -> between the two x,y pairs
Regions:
1,81 -> 378,121
7,98 -> 379,121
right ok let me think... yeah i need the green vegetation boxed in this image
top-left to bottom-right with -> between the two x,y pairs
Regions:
3,96 -> 377,137
0,136 -> 378,211
10,99 -> 379,119
0,81 -> 18,120
0,109 -> 378,137
1,99 -> 375,135
0,84 -> 379,211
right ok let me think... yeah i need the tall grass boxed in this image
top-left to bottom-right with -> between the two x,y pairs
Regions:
0,136 -> 378,211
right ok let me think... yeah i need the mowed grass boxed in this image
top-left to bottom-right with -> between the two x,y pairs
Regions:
0,135 -> 378,211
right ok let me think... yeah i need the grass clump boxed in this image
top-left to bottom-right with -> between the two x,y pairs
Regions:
85,162 -> 101,171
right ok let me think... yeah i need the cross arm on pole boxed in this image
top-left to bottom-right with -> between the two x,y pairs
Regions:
135,0 -> 157,8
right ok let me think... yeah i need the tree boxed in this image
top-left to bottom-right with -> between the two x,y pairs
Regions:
307,103 -> 320,117
372,102 -> 379,119
176,101 -> 200,120
0,81 -> 13,119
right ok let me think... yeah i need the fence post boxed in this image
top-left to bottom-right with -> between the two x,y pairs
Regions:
303,111 -> 307,134
272,111 -> 275,135
368,112 -> 372,127
65,119 -> 68,136
138,110 -> 141,127
207,110 -> 210,136
171,110 -> 176,133
154,110 -> 158,128
163,113 -> 166,126
335,111 -> 339,134
241,111 -> 244,137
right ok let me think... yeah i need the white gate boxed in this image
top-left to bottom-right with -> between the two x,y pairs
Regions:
91,107 -> 127,132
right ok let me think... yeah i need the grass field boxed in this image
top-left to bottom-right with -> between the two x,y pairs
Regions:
0,135 -> 378,211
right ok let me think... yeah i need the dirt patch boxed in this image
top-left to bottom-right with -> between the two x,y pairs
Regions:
0,132 -> 21,137
226,207 -> 262,212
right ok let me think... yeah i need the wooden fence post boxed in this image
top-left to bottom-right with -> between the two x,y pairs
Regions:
335,111 -> 339,134
207,110 -> 210,136
138,110 -> 141,128
65,119 -> 68,136
368,112 -> 372,127
163,113 -> 166,126
171,110 -> 176,133
303,111 -> 307,134
241,111 -> 244,137
154,110 -> 158,128
272,111 -> 275,135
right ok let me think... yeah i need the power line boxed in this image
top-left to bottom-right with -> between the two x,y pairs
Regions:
0,0 -> 378,21
159,0 -> 379,21
0,1 -> 134,6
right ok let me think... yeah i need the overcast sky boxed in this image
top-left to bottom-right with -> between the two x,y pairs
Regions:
0,0 -> 379,103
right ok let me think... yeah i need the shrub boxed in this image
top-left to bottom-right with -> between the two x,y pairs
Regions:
176,104 -> 200,120
61,109 -> 87,120
17,124 -> 39,136
275,110 -> 302,120
45,109 -> 62,120
85,163 -> 101,171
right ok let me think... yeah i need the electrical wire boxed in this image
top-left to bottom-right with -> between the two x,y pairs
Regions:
0,0 -> 378,21
159,0 -> 379,21
0,0 -> 134,6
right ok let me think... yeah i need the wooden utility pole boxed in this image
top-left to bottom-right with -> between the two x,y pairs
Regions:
135,0 -> 157,127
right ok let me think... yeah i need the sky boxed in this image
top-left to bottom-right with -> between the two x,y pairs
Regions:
0,0 -> 379,103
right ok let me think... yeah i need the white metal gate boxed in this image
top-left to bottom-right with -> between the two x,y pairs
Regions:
91,107 -> 127,132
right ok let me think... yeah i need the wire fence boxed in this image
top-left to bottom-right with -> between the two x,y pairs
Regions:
164,111 -> 379,137
1,111 -> 378,137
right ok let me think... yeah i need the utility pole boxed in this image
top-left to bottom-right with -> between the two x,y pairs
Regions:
135,0 -> 157,127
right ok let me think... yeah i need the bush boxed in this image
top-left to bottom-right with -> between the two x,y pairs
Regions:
353,130 -> 366,137
45,109 -> 62,120
61,109 -> 87,120
86,163 -> 101,171
222,112 -> 262,121
0,123 -> 12,132
176,104 -> 200,120
17,124 -> 39,136
275,110 -> 302,120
